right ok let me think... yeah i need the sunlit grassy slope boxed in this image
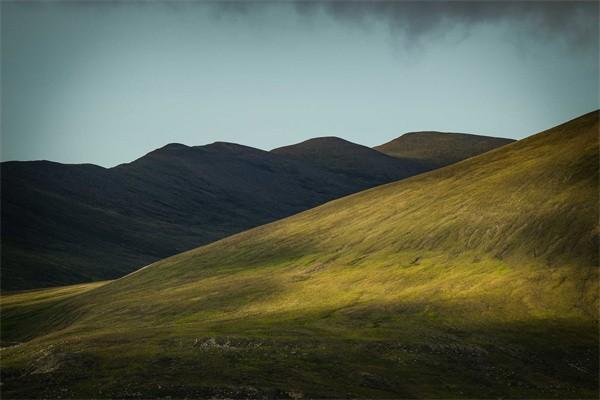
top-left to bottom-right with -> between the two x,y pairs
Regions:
1,111 -> 598,399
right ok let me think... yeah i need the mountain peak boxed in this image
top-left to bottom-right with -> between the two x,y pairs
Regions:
401,130 -> 455,136
374,131 -> 514,167
271,135 -> 425,186
271,136 -> 360,153
296,136 -> 353,144
199,141 -> 267,155
161,142 -> 189,149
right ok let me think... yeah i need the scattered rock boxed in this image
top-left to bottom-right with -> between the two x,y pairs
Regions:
30,350 -> 97,376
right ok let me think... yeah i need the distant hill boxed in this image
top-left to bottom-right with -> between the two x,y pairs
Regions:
1,111 -> 597,398
0,131 -> 516,291
272,137 -> 424,188
374,131 -> 514,168
1,139 -> 428,291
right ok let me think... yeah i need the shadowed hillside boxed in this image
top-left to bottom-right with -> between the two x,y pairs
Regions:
1,131 -> 508,291
1,111 -> 597,398
0,142 -> 407,290
272,137 -> 425,188
374,131 -> 514,168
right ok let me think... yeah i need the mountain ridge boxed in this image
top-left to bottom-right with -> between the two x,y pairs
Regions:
2,131 -> 510,290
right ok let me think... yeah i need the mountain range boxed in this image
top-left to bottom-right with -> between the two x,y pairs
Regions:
1,131 -> 512,290
1,111 -> 597,398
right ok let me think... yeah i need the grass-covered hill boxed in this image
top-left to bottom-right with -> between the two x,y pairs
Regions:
1,111 -> 597,398
271,137 -> 425,188
374,131 -> 514,168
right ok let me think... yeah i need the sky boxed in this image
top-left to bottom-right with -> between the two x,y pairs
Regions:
1,1 -> 598,167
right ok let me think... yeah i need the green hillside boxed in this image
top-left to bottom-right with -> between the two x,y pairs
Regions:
1,111 -> 598,398
374,131 -> 514,168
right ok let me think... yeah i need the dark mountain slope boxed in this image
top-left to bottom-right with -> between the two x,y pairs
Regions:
374,131 -> 514,168
272,137 -> 425,187
0,131 -> 518,291
3,138 -> 441,291
1,143 -> 364,290
1,111 -> 597,398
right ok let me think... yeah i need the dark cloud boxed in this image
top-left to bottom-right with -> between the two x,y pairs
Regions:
216,1 -> 598,49
18,0 -> 599,48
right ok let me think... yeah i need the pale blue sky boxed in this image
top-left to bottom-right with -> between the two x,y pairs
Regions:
2,1 -> 598,167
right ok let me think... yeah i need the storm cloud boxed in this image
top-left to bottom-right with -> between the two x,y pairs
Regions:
219,1 -> 598,49
20,1 -> 600,49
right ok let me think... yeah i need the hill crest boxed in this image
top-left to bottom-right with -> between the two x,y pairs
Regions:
374,130 -> 514,167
